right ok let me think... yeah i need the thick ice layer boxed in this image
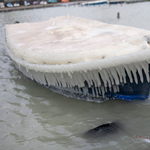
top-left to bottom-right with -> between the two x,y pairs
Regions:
4,15 -> 150,100
5,15 -> 150,66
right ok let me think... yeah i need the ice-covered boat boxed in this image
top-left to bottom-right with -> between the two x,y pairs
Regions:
4,15 -> 150,102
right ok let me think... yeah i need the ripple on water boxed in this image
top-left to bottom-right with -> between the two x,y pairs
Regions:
1,2 -> 150,150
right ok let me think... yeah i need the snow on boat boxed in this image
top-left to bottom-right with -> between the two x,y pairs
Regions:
4,15 -> 150,102
81,0 -> 107,6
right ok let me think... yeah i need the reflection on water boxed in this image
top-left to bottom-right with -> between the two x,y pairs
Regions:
0,2 -> 150,150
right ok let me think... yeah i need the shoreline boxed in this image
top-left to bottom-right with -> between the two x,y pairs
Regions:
0,2 -> 84,12
0,0 -> 149,13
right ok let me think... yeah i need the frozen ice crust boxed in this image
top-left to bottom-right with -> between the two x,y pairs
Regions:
5,15 -> 150,65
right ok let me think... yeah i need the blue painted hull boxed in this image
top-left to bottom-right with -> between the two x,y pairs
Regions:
84,1 -> 107,5
109,1 -> 124,4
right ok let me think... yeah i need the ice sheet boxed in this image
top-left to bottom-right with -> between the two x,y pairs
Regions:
5,15 -> 150,66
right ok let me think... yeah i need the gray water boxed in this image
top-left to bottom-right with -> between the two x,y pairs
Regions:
1,2 -> 150,150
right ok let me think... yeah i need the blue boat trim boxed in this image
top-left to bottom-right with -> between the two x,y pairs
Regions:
112,94 -> 149,101
84,2 -> 107,5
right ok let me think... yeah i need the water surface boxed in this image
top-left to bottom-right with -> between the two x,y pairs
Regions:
0,2 -> 150,150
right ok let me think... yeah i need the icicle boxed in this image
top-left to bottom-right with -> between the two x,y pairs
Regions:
53,73 -> 60,87
135,63 -> 144,83
46,73 -> 57,86
22,66 -> 28,76
98,70 -> 107,87
83,87 -> 87,95
103,69 -> 112,88
117,66 -> 127,84
101,86 -> 105,98
27,70 -> 33,80
82,72 -> 92,87
25,67 -> 29,73
105,68 -> 115,86
115,67 -> 122,83
61,73 -> 63,78
140,61 -> 149,82
14,62 -> 19,70
109,67 -> 120,85
95,87 -> 99,97
58,73 -> 67,87
37,72 -> 46,85
37,72 -> 43,84
52,73 -> 58,86
67,71 -> 72,78
128,64 -> 138,84
98,87 -> 102,95
86,71 -> 94,87
32,71 -> 40,83
104,86 -> 107,93
76,72 -> 85,87
92,87 -> 95,97
51,73 -> 56,86
68,75 -> 75,88
91,70 -> 101,87
124,65 -> 133,83
68,73 -> 76,87
83,87 -> 88,95
116,85 -> 119,92
62,73 -> 70,87
65,74 -> 71,88
88,71 -> 97,87
73,72 -> 83,87
112,85 -> 117,93
72,73 -> 80,87
44,73 -> 51,86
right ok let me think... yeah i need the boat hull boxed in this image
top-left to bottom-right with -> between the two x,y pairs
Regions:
84,1 -> 107,5
109,1 -> 124,4
13,61 -> 150,102
5,51 -> 150,102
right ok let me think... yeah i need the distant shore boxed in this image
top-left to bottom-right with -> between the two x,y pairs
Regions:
0,2 -> 84,12
0,0 -> 149,13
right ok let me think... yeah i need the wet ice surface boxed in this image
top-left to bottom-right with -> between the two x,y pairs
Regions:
1,2 -> 150,150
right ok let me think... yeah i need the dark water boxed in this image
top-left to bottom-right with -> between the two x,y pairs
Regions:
0,2 -> 150,150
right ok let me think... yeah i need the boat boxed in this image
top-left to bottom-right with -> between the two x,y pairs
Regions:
13,3 -> 20,7
48,0 -> 57,3
4,15 -> 150,102
81,0 -> 107,6
6,3 -> 13,7
125,0 -> 145,4
0,2 -> 5,8
24,1 -> 30,6
61,0 -> 69,3
40,1 -> 47,5
107,0 -> 125,4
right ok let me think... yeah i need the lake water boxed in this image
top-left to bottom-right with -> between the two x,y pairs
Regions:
1,2 -> 150,150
